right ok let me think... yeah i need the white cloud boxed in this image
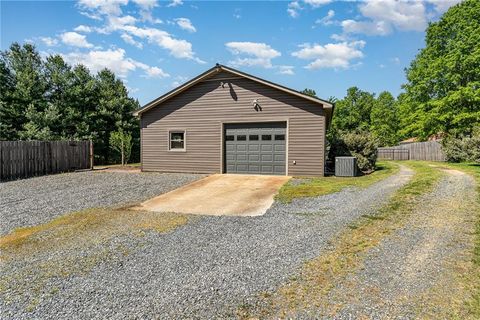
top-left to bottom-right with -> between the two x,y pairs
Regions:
360,0 -> 426,31
226,41 -> 281,68
304,0 -> 331,8
330,33 -> 348,41
78,0 -> 128,17
287,1 -> 302,18
79,10 -> 102,21
292,41 -> 365,69
60,32 -> 94,48
134,62 -> 169,78
341,0 -> 440,36
341,19 -> 391,36
391,57 -> 400,64
226,42 -> 281,59
121,33 -> 143,48
288,0 -> 330,17
62,48 -> 168,79
122,25 -> 203,62
167,0 -> 183,7
132,0 -> 160,23
75,0 -> 202,63
132,0 -> 157,10
74,25 -> 93,33
315,9 -> 335,26
175,18 -> 196,32
277,65 -> 295,75
40,37 -> 58,47
427,0 -> 462,13
106,15 -> 137,31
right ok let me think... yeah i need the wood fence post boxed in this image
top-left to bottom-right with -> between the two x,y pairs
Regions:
90,140 -> 94,170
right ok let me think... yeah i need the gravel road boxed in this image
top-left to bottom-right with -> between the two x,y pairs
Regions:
0,171 -> 205,236
1,166 -> 413,319
328,169 -> 477,319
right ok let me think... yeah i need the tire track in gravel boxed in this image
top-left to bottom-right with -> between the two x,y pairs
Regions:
328,168 -> 478,319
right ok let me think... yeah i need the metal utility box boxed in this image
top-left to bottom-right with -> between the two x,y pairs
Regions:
335,156 -> 358,177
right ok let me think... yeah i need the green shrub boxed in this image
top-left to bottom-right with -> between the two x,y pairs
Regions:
442,132 -> 480,163
329,131 -> 379,173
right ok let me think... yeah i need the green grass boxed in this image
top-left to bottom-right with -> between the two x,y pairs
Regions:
107,163 -> 141,167
276,161 -> 399,203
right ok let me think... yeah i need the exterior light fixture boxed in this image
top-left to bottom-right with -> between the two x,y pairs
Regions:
253,99 -> 262,111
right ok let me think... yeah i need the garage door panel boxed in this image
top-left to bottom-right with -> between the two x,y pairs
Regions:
249,154 -> 260,161
261,145 -> 273,152
274,145 -> 285,152
261,154 -> 273,161
274,165 -> 286,174
261,165 -> 273,172
236,154 -> 247,161
225,122 -> 286,175
236,144 -> 247,152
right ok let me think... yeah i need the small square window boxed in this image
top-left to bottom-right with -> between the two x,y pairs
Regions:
261,135 -> 272,141
249,135 -> 259,141
237,135 -> 247,141
225,135 -> 234,141
170,131 -> 185,150
274,134 -> 285,141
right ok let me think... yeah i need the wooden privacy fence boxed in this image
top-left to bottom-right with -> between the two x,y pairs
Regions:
377,141 -> 446,161
0,140 -> 92,181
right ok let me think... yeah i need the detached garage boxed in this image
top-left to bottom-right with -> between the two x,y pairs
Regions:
134,64 -> 333,177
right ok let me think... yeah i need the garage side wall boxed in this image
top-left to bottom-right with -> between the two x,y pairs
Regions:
141,71 -> 326,176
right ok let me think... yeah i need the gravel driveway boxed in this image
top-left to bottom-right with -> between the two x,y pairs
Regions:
1,166 -> 413,319
327,169 -> 477,319
0,171 -> 205,236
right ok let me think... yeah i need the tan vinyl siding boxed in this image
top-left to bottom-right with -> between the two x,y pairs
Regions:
141,71 -> 326,176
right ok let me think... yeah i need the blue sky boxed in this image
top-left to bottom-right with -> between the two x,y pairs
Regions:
1,0 -> 459,105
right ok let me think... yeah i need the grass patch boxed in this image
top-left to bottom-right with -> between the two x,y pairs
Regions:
276,161 -> 399,203
0,206 -> 190,312
0,207 -> 188,255
239,161 -> 443,318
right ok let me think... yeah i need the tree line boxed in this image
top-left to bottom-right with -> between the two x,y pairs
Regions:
0,0 -> 478,166
315,0 -> 478,147
0,43 -> 140,164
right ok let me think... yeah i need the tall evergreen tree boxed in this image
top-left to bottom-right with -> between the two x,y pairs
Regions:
0,57 -> 16,139
0,43 -> 47,139
0,42 -> 141,164
94,69 -> 139,163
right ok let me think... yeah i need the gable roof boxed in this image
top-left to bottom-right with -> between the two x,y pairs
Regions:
133,64 -> 334,117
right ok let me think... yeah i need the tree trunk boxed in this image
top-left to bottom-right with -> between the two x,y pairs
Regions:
121,138 -> 124,166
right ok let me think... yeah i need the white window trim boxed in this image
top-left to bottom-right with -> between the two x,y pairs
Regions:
168,130 -> 186,152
